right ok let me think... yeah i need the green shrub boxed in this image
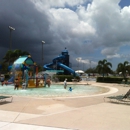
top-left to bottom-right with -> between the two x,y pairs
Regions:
96,77 -> 124,83
53,75 -> 80,82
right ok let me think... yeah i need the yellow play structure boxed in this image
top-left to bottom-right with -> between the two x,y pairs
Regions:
12,55 -> 44,88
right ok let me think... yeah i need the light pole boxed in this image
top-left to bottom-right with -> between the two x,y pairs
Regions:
42,41 -> 45,65
83,62 -> 84,71
9,26 -> 15,50
89,60 -> 91,68
8,26 -> 15,65
78,58 -> 81,70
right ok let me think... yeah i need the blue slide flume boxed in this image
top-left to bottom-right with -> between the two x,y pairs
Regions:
44,49 -> 76,75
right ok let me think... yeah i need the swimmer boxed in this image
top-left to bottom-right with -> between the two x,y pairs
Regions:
69,87 -> 73,91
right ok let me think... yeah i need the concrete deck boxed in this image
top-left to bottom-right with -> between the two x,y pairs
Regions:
0,81 -> 130,130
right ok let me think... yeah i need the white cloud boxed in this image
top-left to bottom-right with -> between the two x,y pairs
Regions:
49,8 -> 95,38
75,57 -> 97,68
101,47 -> 119,56
31,0 -> 89,8
106,53 -> 121,59
38,0 -> 130,66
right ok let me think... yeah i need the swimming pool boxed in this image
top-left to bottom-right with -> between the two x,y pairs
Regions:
0,84 -> 109,98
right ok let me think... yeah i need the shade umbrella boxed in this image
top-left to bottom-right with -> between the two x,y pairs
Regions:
75,70 -> 84,73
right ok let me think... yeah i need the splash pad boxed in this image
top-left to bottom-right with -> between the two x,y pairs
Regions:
0,84 -> 109,98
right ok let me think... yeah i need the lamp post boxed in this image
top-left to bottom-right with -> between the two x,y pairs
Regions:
8,26 -> 15,65
83,62 -> 84,71
78,58 -> 81,70
9,26 -> 15,50
89,60 -> 91,68
42,41 -> 45,65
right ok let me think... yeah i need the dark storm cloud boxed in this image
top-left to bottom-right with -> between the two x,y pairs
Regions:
0,0 -> 98,70
0,0 -> 55,65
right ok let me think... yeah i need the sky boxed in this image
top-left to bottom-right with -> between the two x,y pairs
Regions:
0,0 -> 130,71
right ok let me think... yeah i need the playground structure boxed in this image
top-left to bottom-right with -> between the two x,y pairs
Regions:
1,48 -> 77,87
8,55 -> 44,88
44,48 -> 76,76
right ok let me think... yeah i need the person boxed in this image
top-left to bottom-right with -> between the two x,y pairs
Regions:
69,87 -> 73,91
14,78 -> 19,90
64,78 -> 67,89
46,77 -> 51,87
0,74 -> 5,86
44,74 -> 47,87
22,82 -> 26,89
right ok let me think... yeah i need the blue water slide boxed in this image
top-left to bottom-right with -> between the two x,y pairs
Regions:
53,55 -> 65,63
57,62 -> 76,75
44,55 -> 65,70
44,63 -> 54,70
53,55 -> 76,75
44,55 -> 76,75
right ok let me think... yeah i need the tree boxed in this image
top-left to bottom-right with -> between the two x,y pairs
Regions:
2,50 -> 13,64
85,67 -> 97,73
3,49 -> 30,65
96,59 -> 112,77
0,62 -> 8,73
116,61 -> 129,79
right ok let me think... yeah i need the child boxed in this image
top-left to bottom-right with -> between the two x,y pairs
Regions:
14,78 -> 19,90
69,87 -> 73,91
46,78 -> 51,87
22,82 -> 26,89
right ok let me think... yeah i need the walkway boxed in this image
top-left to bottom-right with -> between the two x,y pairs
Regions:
0,81 -> 130,130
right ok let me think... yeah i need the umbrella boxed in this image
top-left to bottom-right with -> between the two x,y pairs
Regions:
75,70 -> 84,73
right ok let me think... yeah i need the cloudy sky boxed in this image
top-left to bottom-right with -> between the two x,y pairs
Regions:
0,0 -> 130,71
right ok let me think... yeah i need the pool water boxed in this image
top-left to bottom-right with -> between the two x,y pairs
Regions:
0,84 -> 107,98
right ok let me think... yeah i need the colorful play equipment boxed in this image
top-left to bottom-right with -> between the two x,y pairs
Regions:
8,55 -> 42,88
44,48 -> 76,75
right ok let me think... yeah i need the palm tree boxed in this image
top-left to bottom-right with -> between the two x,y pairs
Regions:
96,59 -> 112,77
2,50 -> 13,64
3,49 -> 30,65
116,61 -> 129,79
12,50 -> 30,62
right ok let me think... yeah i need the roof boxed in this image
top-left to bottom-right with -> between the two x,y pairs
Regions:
14,56 -> 34,65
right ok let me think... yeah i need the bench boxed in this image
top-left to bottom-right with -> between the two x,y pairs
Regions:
0,96 -> 13,102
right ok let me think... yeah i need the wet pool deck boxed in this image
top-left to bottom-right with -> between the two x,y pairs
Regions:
0,81 -> 130,130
